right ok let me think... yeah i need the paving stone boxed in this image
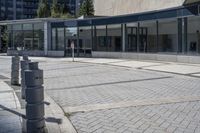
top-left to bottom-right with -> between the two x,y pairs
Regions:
70,101 -> 200,133
1,57 -> 200,133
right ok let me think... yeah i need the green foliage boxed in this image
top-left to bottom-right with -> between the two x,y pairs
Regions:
37,0 -> 50,18
60,4 -> 70,14
37,0 -> 74,19
60,13 -> 74,19
79,0 -> 94,17
50,0 -> 72,18
51,0 -> 60,18
0,26 -> 8,51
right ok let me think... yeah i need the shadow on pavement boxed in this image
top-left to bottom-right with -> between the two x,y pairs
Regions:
47,76 -> 173,91
45,117 -> 63,124
0,104 -> 25,118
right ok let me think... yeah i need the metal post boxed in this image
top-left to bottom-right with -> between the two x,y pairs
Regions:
20,55 -> 30,99
0,27 -> 2,52
178,18 -> 183,53
72,46 -> 75,62
156,20 -> 159,52
71,41 -> 75,62
24,62 -> 46,133
184,17 -> 188,53
122,24 -> 126,52
11,54 -> 20,85
137,22 -> 140,52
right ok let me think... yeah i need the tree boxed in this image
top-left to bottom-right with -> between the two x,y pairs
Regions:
50,1 -> 73,19
79,0 -> 94,17
60,4 -> 70,14
0,26 -> 8,52
51,0 -> 60,18
37,0 -> 50,18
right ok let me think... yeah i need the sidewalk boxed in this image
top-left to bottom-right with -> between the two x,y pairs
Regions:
0,76 -> 76,133
0,80 -> 21,133
73,58 -> 200,77
28,56 -> 200,77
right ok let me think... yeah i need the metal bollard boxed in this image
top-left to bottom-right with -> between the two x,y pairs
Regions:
24,62 -> 46,133
11,55 -> 20,85
20,55 -> 30,99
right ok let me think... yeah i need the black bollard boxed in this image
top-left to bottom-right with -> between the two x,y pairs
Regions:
24,62 -> 46,133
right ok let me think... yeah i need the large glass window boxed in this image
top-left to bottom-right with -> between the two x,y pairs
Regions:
7,25 -> 13,49
33,23 -> 44,50
126,23 -> 137,52
79,26 -> 92,56
57,28 -> 65,50
94,25 -> 107,51
13,24 -> 23,50
51,28 -> 65,51
139,27 -> 147,52
23,24 -> 33,50
140,21 -> 157,53
158,19 -> 178,53
8,23 -> 45,51
93,25 -> 122,52
107,24 -> 122,52
187,17 -> 200,55
51,28 -> 57,50
65,27 -> 77,53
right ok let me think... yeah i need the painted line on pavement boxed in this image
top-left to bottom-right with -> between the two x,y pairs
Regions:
63,96 -> 200,113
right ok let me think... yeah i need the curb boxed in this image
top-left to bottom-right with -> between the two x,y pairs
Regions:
45,92 -> 77,133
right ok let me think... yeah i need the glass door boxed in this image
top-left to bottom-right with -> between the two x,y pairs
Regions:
139,27 -> 148,52
127,27 -> 137,52
65,27 -> 78,57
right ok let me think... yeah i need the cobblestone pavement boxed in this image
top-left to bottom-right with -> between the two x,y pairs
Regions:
39,58 -> 200,133
1,56 -> 200,133
70,101 -> 200,133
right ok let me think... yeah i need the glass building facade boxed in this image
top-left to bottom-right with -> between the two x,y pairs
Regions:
7,23 -> 44,51
2,2 -> 200,60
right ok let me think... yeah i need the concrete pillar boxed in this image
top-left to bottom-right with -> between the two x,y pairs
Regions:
122,24 -> 126,52
11,55 -> 20,85
44,22 -> 51,56
24,62 -> 46,133
184,17 -> 188,53
178,18 -> 183,53
0,27 -> 1,52
156,21 -> 159,52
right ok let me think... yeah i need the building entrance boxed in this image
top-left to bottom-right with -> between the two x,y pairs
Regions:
139,28 -> 148,52
64,38 -> 92,57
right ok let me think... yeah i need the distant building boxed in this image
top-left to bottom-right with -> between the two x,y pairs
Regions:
93,0 -> 200,16
0,0 -> 83,21
2,0 -> 200,64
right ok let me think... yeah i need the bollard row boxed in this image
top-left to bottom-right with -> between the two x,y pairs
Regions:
24,62 -> 46,133
21,55 -> 30,99
11,55 -> 20,85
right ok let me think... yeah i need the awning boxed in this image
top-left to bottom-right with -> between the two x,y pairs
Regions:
184,0 -> 200,4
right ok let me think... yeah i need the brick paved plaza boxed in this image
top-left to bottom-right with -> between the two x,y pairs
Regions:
1,57 -> 200,133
